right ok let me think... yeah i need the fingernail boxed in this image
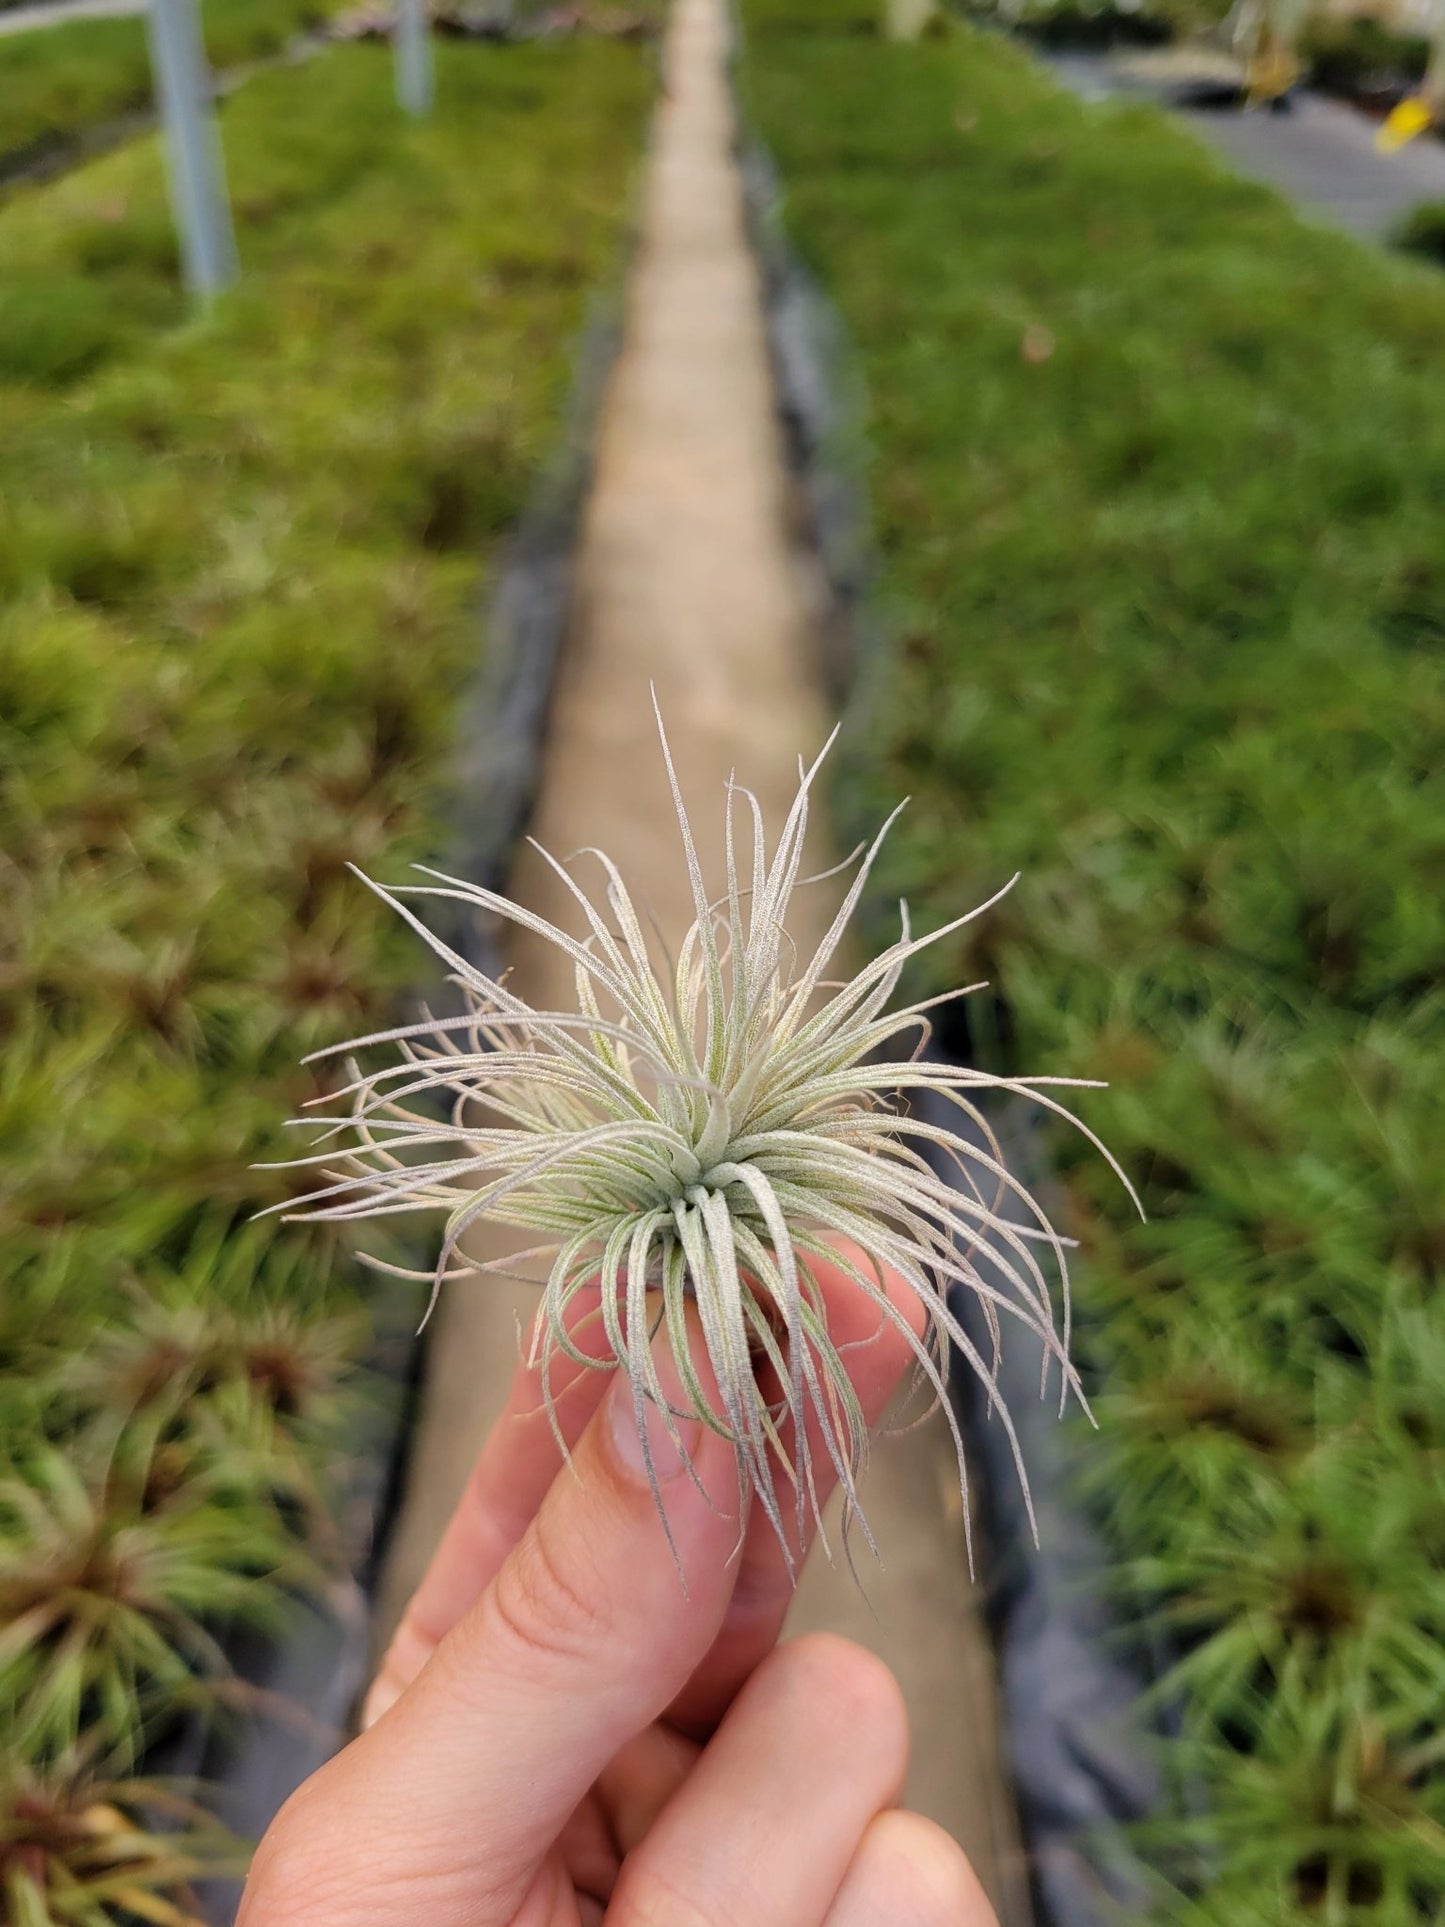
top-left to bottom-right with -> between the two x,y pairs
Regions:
607,1335 -> 703,1486
361,1673 -> 401,1730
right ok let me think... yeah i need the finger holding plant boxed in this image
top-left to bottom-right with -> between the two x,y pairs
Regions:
242,1259 -> 998,1927
364,1238 -> 930,1736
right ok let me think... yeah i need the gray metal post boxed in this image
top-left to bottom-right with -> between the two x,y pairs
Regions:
395,0 -> 434,117
146,0 -> 238,298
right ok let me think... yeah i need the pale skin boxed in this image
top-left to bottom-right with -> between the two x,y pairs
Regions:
239,1247 -> 999,1926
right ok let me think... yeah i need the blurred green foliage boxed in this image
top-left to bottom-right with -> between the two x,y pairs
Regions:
976,0 -> 1173,51
0,0 -> 344,180
740,7 -> 1445,1918
1300,14 -> 1431,96
0,1762 -> 244,1925
960,0 -> 1226,45
1393,198 -> 1445,267
0,26 -> 649,1898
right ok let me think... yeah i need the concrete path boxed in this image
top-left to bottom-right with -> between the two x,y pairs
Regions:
375,0 -> 1031,1914
1049,48 -> 1445,239
0,0 -> 143,38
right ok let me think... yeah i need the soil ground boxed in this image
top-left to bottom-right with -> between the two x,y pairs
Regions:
374,0 -> 1032,1912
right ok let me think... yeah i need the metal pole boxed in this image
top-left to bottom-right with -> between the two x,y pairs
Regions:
146,0 -> 238,298
395,0 -> 434,117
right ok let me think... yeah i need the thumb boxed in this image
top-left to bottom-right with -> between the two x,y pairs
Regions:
240,1321 -> 743,1926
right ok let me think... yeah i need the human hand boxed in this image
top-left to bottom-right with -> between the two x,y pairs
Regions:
239,1248 -> 998,1925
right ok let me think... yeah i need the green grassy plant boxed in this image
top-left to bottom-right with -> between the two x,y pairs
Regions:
1300,14 -> 1430,97
0,24 -> 650,1899
0,1448 -> 299,1763
0,1764 -> 240,1927
738,7 -> 1445,1915
0,0 -> 343,180
1393,198 -> 1445,267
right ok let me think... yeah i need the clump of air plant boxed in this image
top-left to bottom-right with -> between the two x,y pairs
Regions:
0,1447 -> 297,1760
0,1760 -> 241,1927
60,1279 -> 364,1553
65,1244 -> 364,1448
276,715 -> 1136,1565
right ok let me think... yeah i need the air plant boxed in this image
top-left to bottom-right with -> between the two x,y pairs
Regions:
57,1245 -> 368,1560
276,716 -> 1136,1564
0,1759 -> 241,1927
0,1446 -> 298,1761
63,1230 -> 365,1448
1132,1703 -> 1445,1924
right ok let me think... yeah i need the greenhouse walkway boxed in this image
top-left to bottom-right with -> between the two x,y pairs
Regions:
373,0 -> 1031,1914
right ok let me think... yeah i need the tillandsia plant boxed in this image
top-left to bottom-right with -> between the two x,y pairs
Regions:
273,712 -> 1136,1567
0,1760 -> 242,1927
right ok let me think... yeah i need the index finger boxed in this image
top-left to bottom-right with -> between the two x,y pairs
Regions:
364,1285 -> 616,1727
368,1242 -> 925,1733
242,1318 -> 743,1927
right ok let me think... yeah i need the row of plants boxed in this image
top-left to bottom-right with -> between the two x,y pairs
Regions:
0,33 -> 650,1919
964,0 -> 1438,118
0,0 -> 349,181
981,0 -> 1182,51
739,5 -> 1444,1920
1299,14 -> 1431,107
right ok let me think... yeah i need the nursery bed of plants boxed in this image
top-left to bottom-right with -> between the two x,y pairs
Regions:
740,7 -> 1445,1921
0,30 -> 649,1913
0,0 -> 347,180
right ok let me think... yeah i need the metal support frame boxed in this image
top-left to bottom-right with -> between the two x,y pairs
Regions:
146,0 -> 239,298
395,0 -> 435,117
